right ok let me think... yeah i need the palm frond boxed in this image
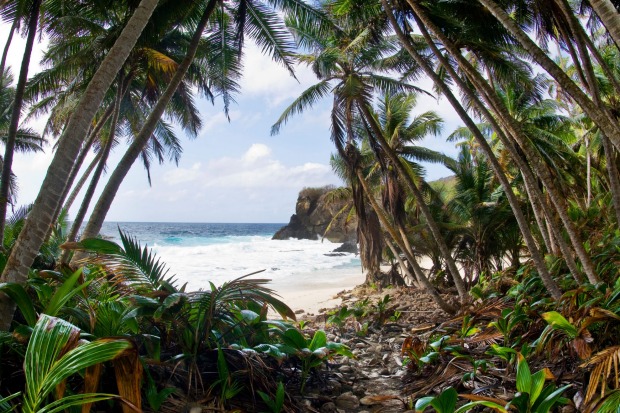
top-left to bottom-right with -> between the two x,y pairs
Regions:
271,80 -> 332,135
581,345 -> 620,404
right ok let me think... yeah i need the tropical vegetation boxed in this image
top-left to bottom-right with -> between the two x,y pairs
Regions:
0,0 -> 619,411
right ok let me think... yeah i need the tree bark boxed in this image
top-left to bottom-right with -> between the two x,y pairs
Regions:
61,79 -> 124,263
0,0 -> 42,243
601,134 -> 620,224
63,150 -> 102,215
477,0 -> 620,153
0,15 -> 18,80
383,0 -> 563,298
78,0 -> 218,244
589,0 -> 620,51
384,237 -> 418,286
0,0 -> 160,331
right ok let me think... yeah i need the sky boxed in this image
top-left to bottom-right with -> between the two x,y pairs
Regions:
1,22 -> 462,224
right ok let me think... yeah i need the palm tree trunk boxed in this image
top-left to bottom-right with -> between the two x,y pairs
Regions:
356,168 -> 456,314
0,0 -> 160,331
588,0 -> 620,51
63,150 -> 102,215
408,1 -> 599,285
477,0 -> 620,152
384,237 -> 418,286
46,93 -> 126,242
78,0 -> 218,244
42,104 -> 117,244
521,175 -> 552,253
61,80 -> 124,264
601,134 -> 620,224
556,0 -> 620,225
383,0 -> 563,298
356,100 -> 468,301
0,16 -> 18,79
0,0 -> 42,244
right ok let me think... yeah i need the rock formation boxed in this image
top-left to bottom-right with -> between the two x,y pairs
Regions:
273,186 -> 357,244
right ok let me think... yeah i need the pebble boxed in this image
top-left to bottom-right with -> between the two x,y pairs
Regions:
335,392 -> 360,410
321,402 -> 338,413
355,342 -> 367,348
339,365 -> 353,373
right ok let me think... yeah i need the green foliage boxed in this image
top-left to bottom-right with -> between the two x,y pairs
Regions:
257,381 -> 285,413
144,370 -> 176,412
273,328 -> 353,392
22,314 -> 131,413
507,353 -> 570,413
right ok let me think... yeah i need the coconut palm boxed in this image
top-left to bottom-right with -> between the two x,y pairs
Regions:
380,0 -> 568,297
273,0 -> 469,301
0,0 -> 42,243
476,0 -> 620,152
447,147 -> 521,281
78,0 -> 323,244
0,0 -> 160,331
401,0 -> 598,287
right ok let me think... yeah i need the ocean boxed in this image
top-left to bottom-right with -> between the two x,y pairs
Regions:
99,222 -> 362,293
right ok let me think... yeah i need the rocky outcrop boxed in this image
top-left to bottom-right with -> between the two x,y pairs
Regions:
273,186 -> 357,243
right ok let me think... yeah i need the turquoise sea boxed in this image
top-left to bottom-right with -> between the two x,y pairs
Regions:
99,222 -> 361,291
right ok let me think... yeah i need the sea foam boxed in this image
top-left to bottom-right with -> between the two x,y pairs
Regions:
152,236 -> 360,291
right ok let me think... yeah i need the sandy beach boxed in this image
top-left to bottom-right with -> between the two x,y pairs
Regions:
270,256 -> 437,315
270,267 -> 366,315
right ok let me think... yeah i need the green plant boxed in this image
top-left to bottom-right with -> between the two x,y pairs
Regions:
489,305 -> 528,346
506,353 -> 570,412
276,329 -> 353,393
415,387 -> 506,413
257,381 -> 285,413
458,315 -> 481,338
327,306 -> 354,329
144,370 -> 175,412
210,347 -> 243,406
389,310 -> 402,322
22,314 -> 133,413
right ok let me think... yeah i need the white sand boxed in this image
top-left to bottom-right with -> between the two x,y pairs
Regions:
267,256 -> 438,316
270,267 -> 366,315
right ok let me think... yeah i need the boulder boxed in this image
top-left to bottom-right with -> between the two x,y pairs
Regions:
273,186 -> 357,243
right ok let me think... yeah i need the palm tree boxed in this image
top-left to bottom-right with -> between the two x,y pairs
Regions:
476,0 -> 620,153
0,0 -> 42,244
380,0 -> 565,297
273,0 -> 469,301
447,147 -> 520,281
404,0 -> 597,286
0,70 -> 46,207
0,0 -> 160,331
588,0 -> 620,49
78,0 -> 318,244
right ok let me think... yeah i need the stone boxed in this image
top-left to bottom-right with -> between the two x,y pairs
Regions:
321,402 -> 338,413
335,393 -> 360,410
333,241 -> 358,254
339,365 -> 353,373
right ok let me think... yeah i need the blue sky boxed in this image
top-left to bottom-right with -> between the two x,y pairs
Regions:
3,24 -> 461,223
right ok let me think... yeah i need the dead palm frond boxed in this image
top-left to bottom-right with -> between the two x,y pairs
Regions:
581,345 -> 620,404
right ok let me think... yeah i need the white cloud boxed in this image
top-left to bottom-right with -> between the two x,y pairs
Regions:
160,143 -> 337,191
164,162 -> 202,185
242,143 -> 271,163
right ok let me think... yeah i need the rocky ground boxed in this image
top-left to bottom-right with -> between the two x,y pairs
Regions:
292,285 -> 449,413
